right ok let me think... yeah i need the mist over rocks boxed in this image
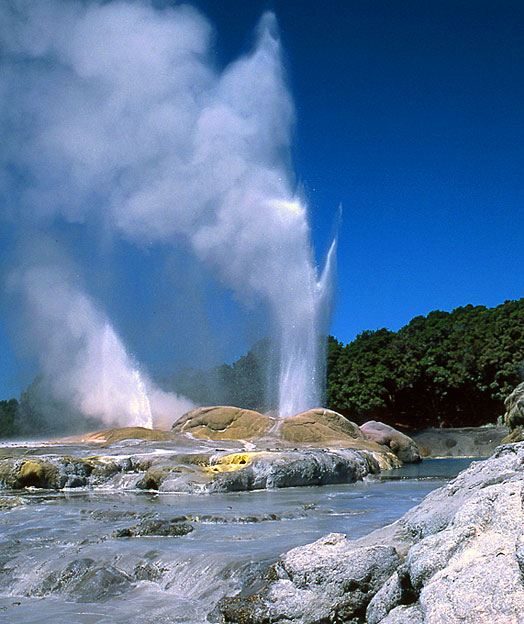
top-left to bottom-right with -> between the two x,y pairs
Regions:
216,443 -> 524,624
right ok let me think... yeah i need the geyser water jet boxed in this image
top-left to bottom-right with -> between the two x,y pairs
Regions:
0,1 -> 335,423
277,235 -> 337,418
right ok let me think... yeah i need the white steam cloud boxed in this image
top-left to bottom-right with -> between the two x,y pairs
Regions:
7,262 -> 194,429
0,0 -> 334,423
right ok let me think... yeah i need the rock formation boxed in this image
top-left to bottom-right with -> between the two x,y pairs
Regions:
504,381 -> 524,429
411,426 -> 508,458
65,426 -> 175,446
0,447 -> 401,494
279,408 -> 364,444
171,406 -> 273,440
215,442 -> 524,624
502,382 -> 524,444
0,407 -> 421,494
360,420 -> 421,463
171,406 -> 421,464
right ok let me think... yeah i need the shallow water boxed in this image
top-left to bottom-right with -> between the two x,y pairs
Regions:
0,458 -> 477,623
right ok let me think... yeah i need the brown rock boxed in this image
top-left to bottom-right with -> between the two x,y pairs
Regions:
360,421 -> 421,463
63,427 -> 176,446
501,426 -> 524,444
172,406 -> 273,440
280,408 -> 363,445
18,460 -> 59,488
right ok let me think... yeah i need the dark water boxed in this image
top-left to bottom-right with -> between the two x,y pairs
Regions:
0,458 -> 478,624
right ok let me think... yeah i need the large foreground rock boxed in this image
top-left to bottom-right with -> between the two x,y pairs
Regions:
172,406 -> 273,440
215,442 -> 524,623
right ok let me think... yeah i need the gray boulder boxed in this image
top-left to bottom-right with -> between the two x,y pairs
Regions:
205,449 -> 383,493
216,533 -> 401,623
411,426 -> 508,458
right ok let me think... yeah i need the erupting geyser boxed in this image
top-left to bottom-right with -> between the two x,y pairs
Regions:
0,1 -> 335,425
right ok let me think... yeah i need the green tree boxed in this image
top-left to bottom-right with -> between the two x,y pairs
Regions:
0,398 -> 18,437
326,299 -> 524,429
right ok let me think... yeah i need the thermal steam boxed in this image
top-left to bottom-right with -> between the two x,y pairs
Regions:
0,0 -> 335,424
8,262 -> 194,428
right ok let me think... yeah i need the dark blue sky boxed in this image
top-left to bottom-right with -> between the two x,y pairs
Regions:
194,0 -> 524,341
1,0 -> 524,400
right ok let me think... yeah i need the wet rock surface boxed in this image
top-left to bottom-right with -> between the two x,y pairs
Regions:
0,452 -> 465,624
0,446 -> 399,493
114,518 -> 194,538
32,559 -> 133,602
216,443 -> 524,624
214,535 -> 401,624
0,408 -> 411,494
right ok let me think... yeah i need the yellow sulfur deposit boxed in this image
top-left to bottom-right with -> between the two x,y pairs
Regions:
203,452 -> 265,473
371,451 -> 402,471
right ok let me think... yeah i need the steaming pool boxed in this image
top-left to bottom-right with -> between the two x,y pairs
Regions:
0,457 -> 478,624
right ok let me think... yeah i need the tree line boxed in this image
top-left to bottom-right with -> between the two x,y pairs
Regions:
327,300 -> 524,428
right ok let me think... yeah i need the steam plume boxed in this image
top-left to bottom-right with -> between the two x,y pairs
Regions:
0,0 -> 334,421
8,262 -> 193,428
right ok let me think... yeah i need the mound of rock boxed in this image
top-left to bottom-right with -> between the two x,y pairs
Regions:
215,443 -> 524,624
66,427 -> 175,446
0,407 -> 419,495
171,406 -> 273,440
280,408 -> 364,445
360,421 -> 421,463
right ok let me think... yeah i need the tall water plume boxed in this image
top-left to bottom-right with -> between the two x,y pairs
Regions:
0,1 -> 335,421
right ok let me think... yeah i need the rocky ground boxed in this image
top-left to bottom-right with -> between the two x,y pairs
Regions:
0,408 -> 420,493
411,426 -> 508,458
212,441 -> 524,624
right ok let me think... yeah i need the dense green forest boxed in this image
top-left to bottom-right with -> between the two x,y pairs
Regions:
327,300 -> 524,428
1,299 -> 523,436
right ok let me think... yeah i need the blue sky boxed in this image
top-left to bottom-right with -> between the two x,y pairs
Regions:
195,0 -> 524,338
1,0 -> 524,400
